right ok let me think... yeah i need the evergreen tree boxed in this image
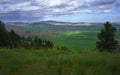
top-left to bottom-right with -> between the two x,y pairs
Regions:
45,41 -> 53,48
0,21 -> 10,47
9,29 -> 21,48
26,36 -> 33,48
20,36 -> 26,48
34,36 -> 42,49
96,22 -> 118,52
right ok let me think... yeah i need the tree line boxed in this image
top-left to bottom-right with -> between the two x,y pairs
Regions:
0,21 -> 53,49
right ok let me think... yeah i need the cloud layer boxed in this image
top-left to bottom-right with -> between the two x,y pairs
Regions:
0,0 -> 120,22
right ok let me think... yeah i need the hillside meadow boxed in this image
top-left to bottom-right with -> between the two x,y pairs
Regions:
0,48 -> 120,75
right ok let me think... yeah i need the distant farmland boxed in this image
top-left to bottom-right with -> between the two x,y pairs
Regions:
6,23 -> 120,50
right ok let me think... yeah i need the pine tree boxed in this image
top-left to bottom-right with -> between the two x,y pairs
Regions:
0,21 -> 10,47
9,29 -> 21,48
34,36 -> 42,49
26,36 -> 33,48
96,22 -> 118,52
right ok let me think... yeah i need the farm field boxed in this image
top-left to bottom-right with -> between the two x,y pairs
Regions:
41,30 -> 120,50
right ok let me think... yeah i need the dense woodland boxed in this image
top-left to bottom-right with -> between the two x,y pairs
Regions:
0,21 -> 54,49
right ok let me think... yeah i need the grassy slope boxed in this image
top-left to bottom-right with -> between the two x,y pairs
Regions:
0,49 -> 120,75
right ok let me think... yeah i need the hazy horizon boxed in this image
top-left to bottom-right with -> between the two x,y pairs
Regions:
4,20 -> 120,23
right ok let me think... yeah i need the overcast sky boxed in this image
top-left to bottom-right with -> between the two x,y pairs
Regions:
0,0 -> 120,22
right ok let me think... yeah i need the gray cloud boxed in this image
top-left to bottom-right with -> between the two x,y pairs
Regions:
0,0 -> 119,22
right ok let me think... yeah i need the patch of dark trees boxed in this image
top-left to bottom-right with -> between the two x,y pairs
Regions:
0,21 -> 54,49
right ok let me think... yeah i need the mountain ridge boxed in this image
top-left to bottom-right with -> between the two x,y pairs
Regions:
5,20 -> 120,27
5,20 -> 104,26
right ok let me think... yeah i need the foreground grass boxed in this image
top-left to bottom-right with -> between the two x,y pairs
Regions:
0,48 -> 120,75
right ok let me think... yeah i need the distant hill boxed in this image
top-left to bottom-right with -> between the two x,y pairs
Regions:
5,21 -> 120,30
5,20 -> 104,26
31,20 -> 104,26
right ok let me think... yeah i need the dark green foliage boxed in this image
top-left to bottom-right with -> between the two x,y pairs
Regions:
22,36 -> 33,49
96,22 -> 118,52
0,21 -> 54,49
0,21 -> 11,47
34,36 -> 42,49
61,46 -> 69,51
56,46 -> 69,51
9,29 -> 21,48
58,66 -> 62,75
42,40 -> 53,48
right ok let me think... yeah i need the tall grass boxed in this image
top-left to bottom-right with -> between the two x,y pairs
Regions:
0,48 -> 120,75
